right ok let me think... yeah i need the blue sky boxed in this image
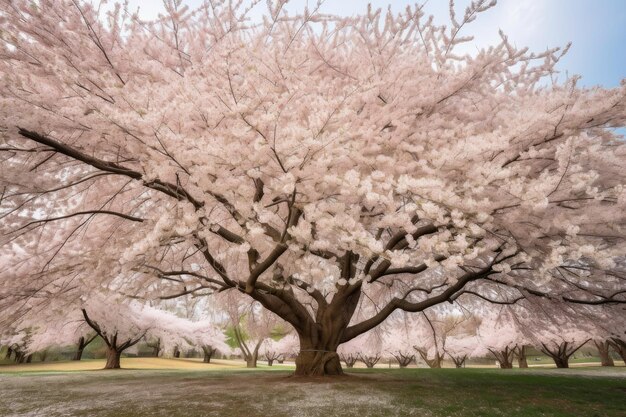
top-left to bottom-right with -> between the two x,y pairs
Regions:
125,0 -> 625,88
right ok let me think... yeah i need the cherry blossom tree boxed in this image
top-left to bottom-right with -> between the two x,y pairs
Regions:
391,307 -> 479,368
444,334 -> 479,368
260,334 -> 299,366
220,293 -> 279,368
513,345 -> 529,369
1,0 -> 625,376
80,297 -> 152,369
412,313 -> 447,369
586,309 -> 625,366
537,312 -> 599,369
588,305 -> 626,366
0,329 -> 32,363
384,316 -> 416,368
444,315 -> 483,369
145,338 -> 163,358
608,337 -> 626,364
275,332 -> 300,363
337,339 -> 360,368
593,339 -> 614,367
538,334 -> 591,369
25,311 -> 97,361
79,294 -> 221,369
188,319 -> 229,363
260,338 -> 283,366
337,339 -> 359,368
357,329 -> 385,369
1,294 -> 100,362
338,327 -> 385,368
336,329 -> 366,368
475,307 -> 532,369
257,332 -> 300,365
412,311 -> 479,369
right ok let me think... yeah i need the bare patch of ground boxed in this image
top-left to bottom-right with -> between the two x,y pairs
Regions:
0,370 -> 418,417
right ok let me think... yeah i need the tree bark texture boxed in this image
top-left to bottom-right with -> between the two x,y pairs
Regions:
104,347 -> 121,369
595,340 -> 614,367
490,347 -> 514,369
515,345 -> 528,368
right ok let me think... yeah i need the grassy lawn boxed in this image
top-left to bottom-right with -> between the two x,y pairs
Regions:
0,357 -> 294,373
0,360 -> 625,417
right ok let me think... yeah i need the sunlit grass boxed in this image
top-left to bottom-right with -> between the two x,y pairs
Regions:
0,357 -> 294,373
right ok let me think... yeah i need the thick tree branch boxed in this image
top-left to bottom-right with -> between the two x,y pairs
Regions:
342,263 -> 496,343
17,128 -> 204,209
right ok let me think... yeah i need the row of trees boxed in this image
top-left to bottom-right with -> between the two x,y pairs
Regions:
4,294 -> 623,371
1,294 -> 228,369
336,303 -> 626,370
5,273 -> 626,373
0,0 -> 624,376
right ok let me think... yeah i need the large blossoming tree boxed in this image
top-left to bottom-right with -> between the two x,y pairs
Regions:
1,0 -> 625,376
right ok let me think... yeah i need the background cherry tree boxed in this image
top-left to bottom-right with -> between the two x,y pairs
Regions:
23,309 -> 97,361
475,307 -> 533,369
218,292 -> 282,368
338,327 -> 385,368
260,333 -> 299,366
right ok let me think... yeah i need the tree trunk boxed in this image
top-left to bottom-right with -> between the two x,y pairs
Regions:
246,354 -> 258,368
242,341 -> 262,368
518,355 -> 528,368
74,336 -> 86,361
149,339 -> 161,357
553,356 -> 569,368
427,357 -> 442,368
295,348 -> 342,376
339,354 -> 358,368
515,345 -> 528,368
74,335 -> 97,361
5,347 -> 13,360
392,352 -> 415,368
451,355 -> 467,368
292,321 -> 348,376
74,347 -> 85,361
257,253 -> 365,377
104,347 -> 121,369
490,347 -> 514,369
267,358 -> 274,366
542,347 -> 570,368
361,355 -> 381,368
40,350 -> 48,362
499,360 -> 513,369
417,349 -> 444,368
540,340 -> 589,369
25,354 -> 32,363
202,346 -> 214,363
173,347 -> 180,358
608,338 -> 626,364
595,340 -> 614,367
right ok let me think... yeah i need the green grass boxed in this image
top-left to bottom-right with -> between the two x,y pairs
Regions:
1,365 -> 625,416
522,355 -> 604,365
351,367 -> 626,416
